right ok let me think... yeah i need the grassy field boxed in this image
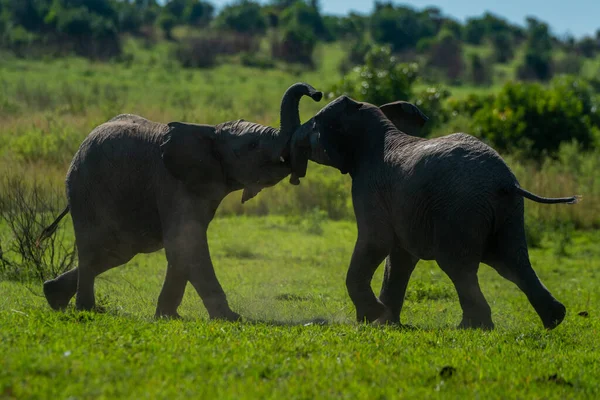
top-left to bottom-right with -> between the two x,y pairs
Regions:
1,216 -> 599,398
1,38 -> 599,399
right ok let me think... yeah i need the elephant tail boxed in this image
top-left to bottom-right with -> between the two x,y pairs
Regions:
514,186 -> 581,205
36,205 -> 70,247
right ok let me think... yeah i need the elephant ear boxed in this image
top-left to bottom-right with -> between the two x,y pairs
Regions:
318,96 -> 362,175
379,101 -> 429,137
160,122 -> 223,192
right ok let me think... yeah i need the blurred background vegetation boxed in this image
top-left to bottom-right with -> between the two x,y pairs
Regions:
1,0 -> 599,240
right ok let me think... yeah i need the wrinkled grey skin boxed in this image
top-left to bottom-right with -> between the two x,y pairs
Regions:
39,82 -> 322,320
290,95 -> 580,330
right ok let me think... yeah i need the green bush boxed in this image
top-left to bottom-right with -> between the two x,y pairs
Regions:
424,28 -> 465,82
468,77 -> 599,158
369,3 -> 435,52
213,0 -> 267,35
329,45 -> 418,106
271,23 -> 317,66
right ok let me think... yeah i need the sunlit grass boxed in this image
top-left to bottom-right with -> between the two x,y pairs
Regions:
1,216 -> 599,398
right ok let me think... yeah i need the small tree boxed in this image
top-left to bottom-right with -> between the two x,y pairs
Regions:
157,12 -> 176,39
490,31 -> 514,63
468,54 -> 492,85
426,28 -> 465,82
517,17 -> 553,81
213,0 -> 267,35
271,23 -> 317,65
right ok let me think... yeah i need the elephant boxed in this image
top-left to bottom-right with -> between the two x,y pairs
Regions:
37,82 -> 323,320
289,95 -> 580,330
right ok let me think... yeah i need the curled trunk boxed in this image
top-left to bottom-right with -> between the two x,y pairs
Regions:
276,83 -> 323,161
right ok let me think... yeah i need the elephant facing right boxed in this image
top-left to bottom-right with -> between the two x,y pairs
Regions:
289,95 -> 581,330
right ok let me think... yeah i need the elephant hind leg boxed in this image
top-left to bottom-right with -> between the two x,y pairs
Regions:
484,220 -> 565,329
75,247 -> 133,312
44,268 -> 79,310
436,257 -> 494,330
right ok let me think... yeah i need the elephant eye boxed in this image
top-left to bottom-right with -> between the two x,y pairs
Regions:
248,140 -> 259,150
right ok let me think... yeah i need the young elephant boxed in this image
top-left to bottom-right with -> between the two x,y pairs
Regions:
290,95 -> 579,330
38,82 -> 322,320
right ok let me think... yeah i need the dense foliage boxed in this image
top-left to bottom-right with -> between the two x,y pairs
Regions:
1,0 -> 599,74
469,77 -> 600,158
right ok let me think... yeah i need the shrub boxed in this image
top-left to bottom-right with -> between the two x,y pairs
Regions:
344,38 -> 373,69
271,24 -> 317,66
369,3 -> 435,52
0,175 -> 76,282
489,31 -> 514,63
329,45 -> 418,107
467,54 -> 493,85
425,29 -> 465,82
470,77 -> 599,159
213,0 -> 267,35
516,18 -> 553,81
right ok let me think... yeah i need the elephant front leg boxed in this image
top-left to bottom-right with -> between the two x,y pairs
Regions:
377,246 -> 419,325
155,262 -> 188,319
346,238 -> 391,323
164,225 -> 240,322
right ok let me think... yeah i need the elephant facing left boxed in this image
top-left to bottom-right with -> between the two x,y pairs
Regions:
38,82 -> 323,321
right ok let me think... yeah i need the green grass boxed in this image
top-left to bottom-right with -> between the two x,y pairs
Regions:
1,216 -> 599,398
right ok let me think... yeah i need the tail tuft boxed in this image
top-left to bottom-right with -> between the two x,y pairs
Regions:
35,206 -> 70,248
568,195 -> 582,205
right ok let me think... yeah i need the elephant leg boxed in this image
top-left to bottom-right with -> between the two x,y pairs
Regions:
164,223 -> 239,322
377,246 -> 419,325
75,244 -> 133,312
43,267 -> 79,310
437,258 -> 493,330
155,262 -> 187,319
346,237 -> 391,323
485,219 -> 565,329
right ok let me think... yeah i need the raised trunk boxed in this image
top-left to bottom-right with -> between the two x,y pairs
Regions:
275,83 -> 322,157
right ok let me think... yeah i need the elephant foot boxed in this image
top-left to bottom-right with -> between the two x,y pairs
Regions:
458,317 -> 494,330
210,310 -> 241,322
356,300 -> 386,323
203,296 -> 242,321
372,307 -> 398,326
43,279 -> 73,311
75,304 -> 107,314
372,311 -> 416,330
155,310 -> 182,320
539,301 -> 566,330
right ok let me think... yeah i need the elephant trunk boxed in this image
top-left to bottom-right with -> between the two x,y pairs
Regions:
276,83 -> 322,160
289,117 -> 334,185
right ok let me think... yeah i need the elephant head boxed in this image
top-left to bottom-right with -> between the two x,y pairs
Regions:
160,82 -> 322,202
289,96 -> 428,182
